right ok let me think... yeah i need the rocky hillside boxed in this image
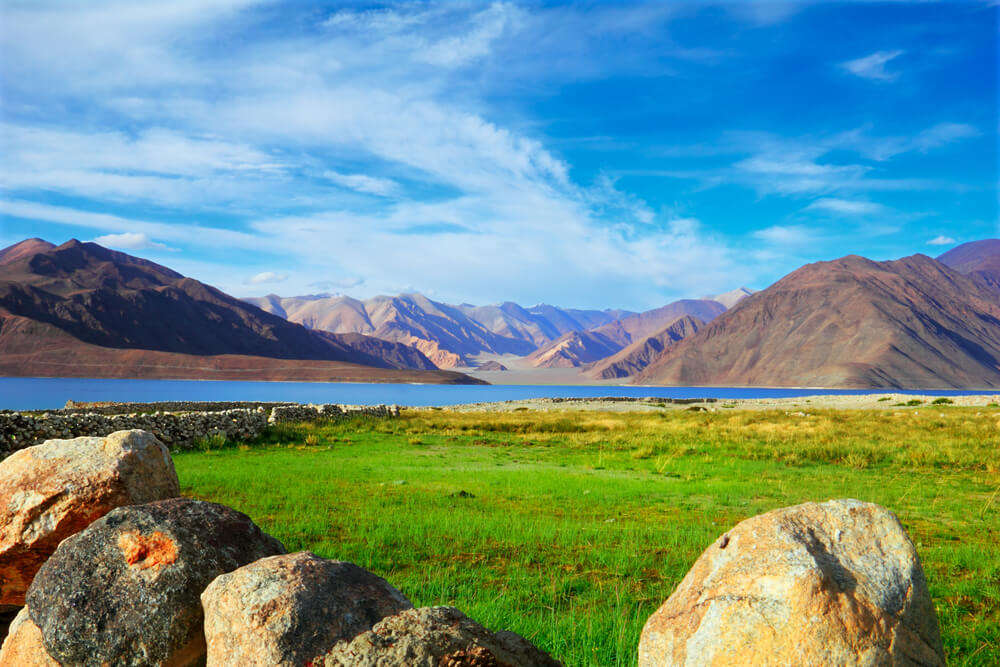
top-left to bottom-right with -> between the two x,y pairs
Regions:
636,253 -> 1000,388
588,315 -> 704,379
0,239 -> 482,383
526,330 -> 624,368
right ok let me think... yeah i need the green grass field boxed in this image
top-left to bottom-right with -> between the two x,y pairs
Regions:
174,408 -> 999,665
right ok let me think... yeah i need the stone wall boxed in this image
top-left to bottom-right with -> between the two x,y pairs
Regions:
0,404 -> 401,457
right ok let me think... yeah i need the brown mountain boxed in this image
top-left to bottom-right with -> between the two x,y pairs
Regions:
635,253 -> 1000,389
937,239 -> 1000,290
0,239 -> 481,383
588,315 -> 704,380
590,299 -> 726,348
526,330 -> 624,368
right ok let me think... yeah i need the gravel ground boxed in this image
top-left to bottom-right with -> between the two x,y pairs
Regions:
416,393 -> 1000,413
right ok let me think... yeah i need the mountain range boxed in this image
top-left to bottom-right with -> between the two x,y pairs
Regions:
246,293 -> 739,369
0,239 -> 480,384
5,236 -> 1000,388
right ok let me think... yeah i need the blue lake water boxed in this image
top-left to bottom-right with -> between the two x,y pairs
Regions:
0,377 -> 993,411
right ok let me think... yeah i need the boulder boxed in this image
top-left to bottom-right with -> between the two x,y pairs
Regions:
26,498 -> 285,667
0,429 -> 180,605
0,608 -> 59,666
318,606 -> 562,666
638,499 -> 945,666
201,551 -> 413,666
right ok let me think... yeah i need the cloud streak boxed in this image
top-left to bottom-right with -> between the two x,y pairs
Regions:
841,50 -> 905,81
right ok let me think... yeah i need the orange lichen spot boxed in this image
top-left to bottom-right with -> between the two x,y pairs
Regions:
117,530 -> 178,569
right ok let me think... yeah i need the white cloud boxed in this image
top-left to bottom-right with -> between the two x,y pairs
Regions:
753,225 -> 814,246
92,232 -> 175,251
0,199 -> 260,250
912,123 -> 980,152
928,235 -> 957,246
0,1 -> 782,306
419,3 -> 518,67
247,271 -> 288,285
805,198 -> 888,216
841,50 -> 905,81
323,171 -> 399,197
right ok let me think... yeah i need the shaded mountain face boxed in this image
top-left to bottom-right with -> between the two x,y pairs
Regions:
247,293 -> 633,367
636,254 -> 1000,389
590,299 -> 726,349
526,330 -> 624,368
0,239 -> 438,372
588,315 -> 704,380
937,239 -> 1000,290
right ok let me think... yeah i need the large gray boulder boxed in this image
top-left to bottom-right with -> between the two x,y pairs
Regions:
0,429 -> 180,605
638,499 -> 945,666
318,606 -> 562,666
201,551 -> 413,666
26,498 -> 286,666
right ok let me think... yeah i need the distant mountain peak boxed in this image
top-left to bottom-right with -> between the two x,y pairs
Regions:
705,286 -> 755,309
0,238 -> 57,265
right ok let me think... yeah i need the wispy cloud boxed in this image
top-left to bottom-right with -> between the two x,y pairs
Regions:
753,225 -> 815,246
928,235 -> 957,246
323,171 -> 400,197
0,199 -> 260,250
93,232 -> 176,252
247,271 -> 288,285
805,198 -> 888,216
841,49 -> 905,81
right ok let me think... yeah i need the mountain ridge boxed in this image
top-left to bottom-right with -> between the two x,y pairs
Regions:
0,239 -> 482,384
634,252 -> 1000,389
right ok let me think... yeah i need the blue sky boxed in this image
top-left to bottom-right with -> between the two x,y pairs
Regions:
0,1 -> 995,310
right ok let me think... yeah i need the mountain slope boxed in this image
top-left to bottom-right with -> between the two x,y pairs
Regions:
588,315 -> 704,379
706,287 -> 754,309
590,299 -> 726,348
526,330 -> 624,368
937,239 -> 1000,290
636,254 -> 1000,389
0,239 -> 473,380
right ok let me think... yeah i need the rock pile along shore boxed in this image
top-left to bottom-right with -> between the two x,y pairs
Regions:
0,428 -> 945,665
0,402 -> 401,458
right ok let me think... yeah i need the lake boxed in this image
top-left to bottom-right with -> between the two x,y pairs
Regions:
0,377 -> 993,411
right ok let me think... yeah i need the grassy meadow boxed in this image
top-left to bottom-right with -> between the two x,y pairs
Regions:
174,407 -> 1000,665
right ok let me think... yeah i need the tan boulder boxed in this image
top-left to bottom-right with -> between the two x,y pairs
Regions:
0,608 -> 59,666
638,499 -> 945,666
0,430 -> 180,605
318,606 -> 562,666
201,551 -> 413,666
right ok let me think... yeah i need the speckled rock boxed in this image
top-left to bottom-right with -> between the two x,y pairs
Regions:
201,551 -> 413,666
638,499 -> 945,666
0,429 -> 180,605
26,498 -> 286,667
0,608 -> 59,666
318,606 -> 562,666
